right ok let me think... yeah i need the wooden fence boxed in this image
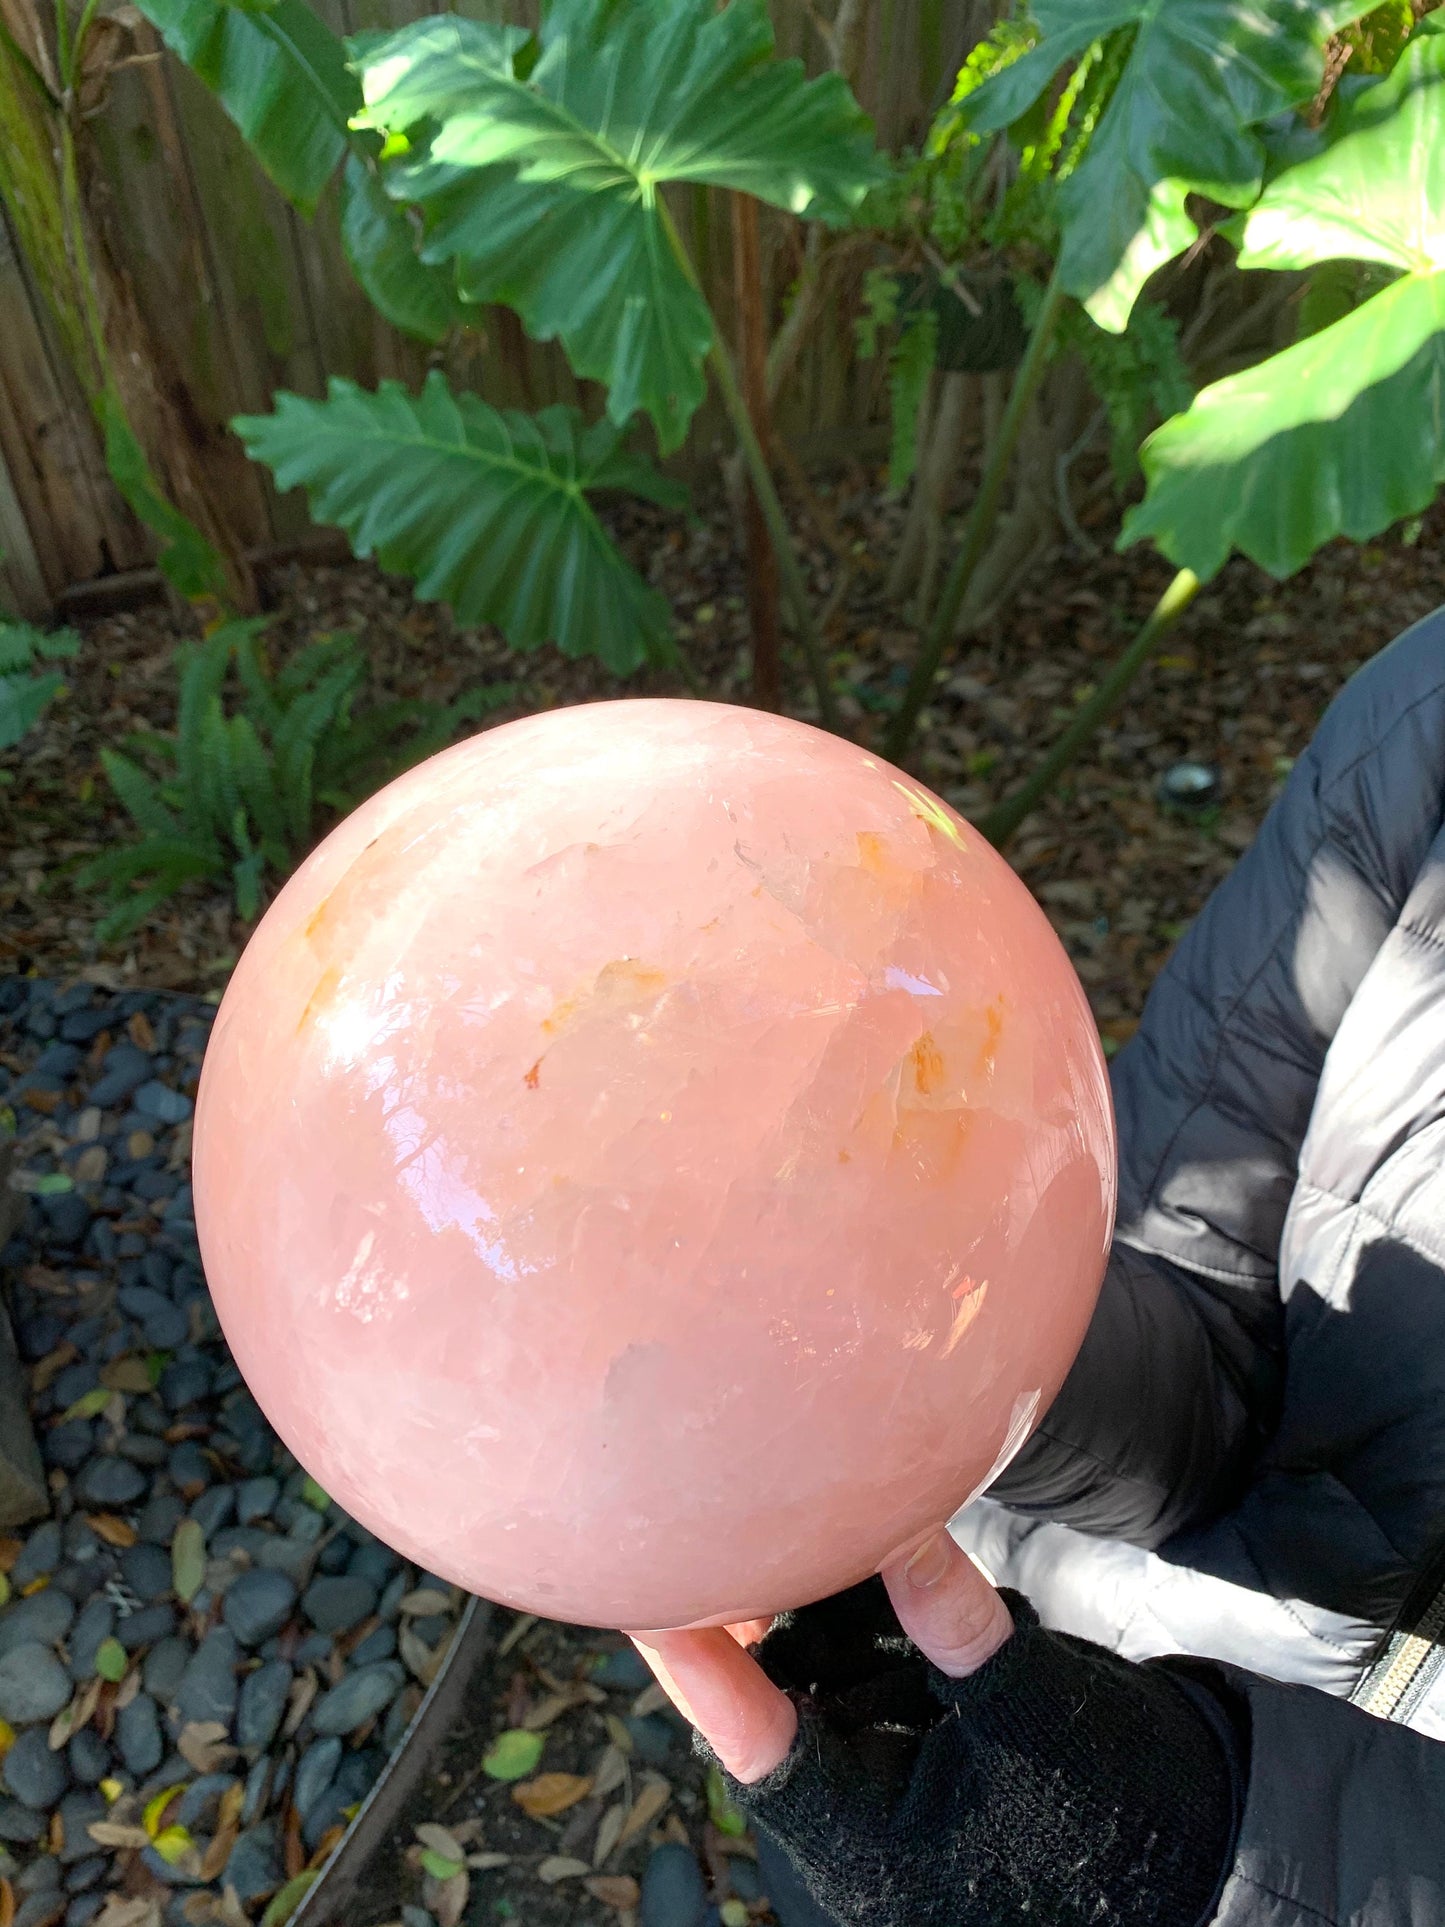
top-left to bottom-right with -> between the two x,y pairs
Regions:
0,0 -> 983,618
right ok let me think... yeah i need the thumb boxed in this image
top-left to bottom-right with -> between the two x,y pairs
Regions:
880,1530 -> 1014,1677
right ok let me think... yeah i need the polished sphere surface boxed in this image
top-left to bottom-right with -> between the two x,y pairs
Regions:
194,699 -> 1115,1630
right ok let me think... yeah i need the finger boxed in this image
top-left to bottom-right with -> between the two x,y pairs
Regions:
629,1626 -> 798,1783
880,1530 -> 1014,1678
724,1618 -> 774,1649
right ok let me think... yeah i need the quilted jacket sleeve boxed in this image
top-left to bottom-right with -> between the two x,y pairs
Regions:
991,610 -> 1445,1545
1200,1659 -> 1445,1927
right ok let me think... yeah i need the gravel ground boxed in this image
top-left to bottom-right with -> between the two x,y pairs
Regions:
0,977 -> 468,1927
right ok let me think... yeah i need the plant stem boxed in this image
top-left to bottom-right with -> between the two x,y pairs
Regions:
660,202 -> 841,732
883,262 -> 1068,765
730,191 -> 782,711
978,566 -> 1200,849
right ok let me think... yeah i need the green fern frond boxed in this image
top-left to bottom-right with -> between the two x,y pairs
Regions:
888,308 -> 938,494
99,749 -> 183,840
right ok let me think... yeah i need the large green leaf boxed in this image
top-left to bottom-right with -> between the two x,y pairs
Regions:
339,156 -> 465,343
135,0 -> 357,214
0,672 -> 63,751
1122,25 -> 1445,580
963,0 -> 1362,331
353,0 -> 881,449
235,374 -> 684,671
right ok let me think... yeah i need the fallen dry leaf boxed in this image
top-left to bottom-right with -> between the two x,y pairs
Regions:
497,1613 -> 537,1657
0,1874 -> 13,1927
524,1685 -> 601,1730
399,1623 -> 449,1687
586,1875 -> 642,1910
615,1777 -> 672,1854
99,1354 -> 154,1395
425,1867 -> 468,1927
32,1343 -> 77,1392
629,1681 -> 670,1719
512,1772 -> 593,1820
87,1511 -> 138,1547
537,1855 -> 592,1884
593,1802 -> 626,1868
397,1587 -> 452,1617
127,1010 -> 156,1051
178,1721 -> 237,1774
281,1671 -> 318,1740
49,1676 -> 101,1750
604,1713 -> 633,1754
592,1744 -> 629,1802
87,1821 -> 152,1849
415,1823 -> 466,1863
95,1901 -> 163,1927
466,1852 -> 511,1872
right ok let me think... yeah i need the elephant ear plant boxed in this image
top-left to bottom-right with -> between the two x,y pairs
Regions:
135,0 -> 882,710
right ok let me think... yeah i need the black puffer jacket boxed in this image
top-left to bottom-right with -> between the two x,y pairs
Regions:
951,607 -> 1445,1922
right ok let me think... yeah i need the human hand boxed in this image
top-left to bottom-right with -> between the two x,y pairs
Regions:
626,1531 -> 1237,1927
629,1528 -> 1013,1781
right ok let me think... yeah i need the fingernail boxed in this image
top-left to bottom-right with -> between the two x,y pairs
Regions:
903,1532 -> 951,1591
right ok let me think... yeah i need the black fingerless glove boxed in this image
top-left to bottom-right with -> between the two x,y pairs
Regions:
704,1580 -> 1245,1927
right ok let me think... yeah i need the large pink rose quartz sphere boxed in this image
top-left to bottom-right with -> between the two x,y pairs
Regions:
193,698 -> 1115,1632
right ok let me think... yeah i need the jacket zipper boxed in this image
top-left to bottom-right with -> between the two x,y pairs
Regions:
1351,1542 -> 1445,1723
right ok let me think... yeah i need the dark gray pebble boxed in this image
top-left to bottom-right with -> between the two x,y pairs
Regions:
589,1641 -> 655,1688
120,1542 -> 173,1602
116,1284 -> 171,1324
0,1644 -> 73,1724
315,1535 -> 351,1576
236,1660 -> 291,1752
14,1893 -> 66,1927
349,1624 -> 396,1667
283,1505 -> 324,1548
378,1571 -> 410,1621
41,1196 -> 91,1248
291,1634 -> 333,1669
236,1477 -> 278,1525
142,1303 -> 188,1350
3,1728 -> 69,1809
345,1542 -> 397,1589
142,1635 -> 190,1706
16,1852 -> 60,1892
61,1518 -> 99,1562
641,1843 -> 709,1927
176,1773 -> 237,1831
0,1798 -> 47,1844
115,1693 -> 163,1777
129,1400 -> 170,1440
223,1819 -> 282,1902
311,1661 -> 404,1738
303,1575 -> 375,1636
73,1455 -> 147,1509
61,1855 -> 103,1894
159,1359 -> 211,1411
42,1425 -> 93,1475
172,1628 -> 237,1728
223,1571 -> 297,1648
625,1714 -> 676,1767
12,1520 -> 63,1589
56,1790 -> 106,1862
87,1048 -> 150,1109
17,1315 -> 64,1362
167,1442 -> 210,1492
293,1736 -> 340,1821
255,1537 -> 314,1586
408,1614 -> 449,1647
0,1588 -> 75,1658
240,1755 -> 272,1826
190,1486 -> 234,1537
49,1365 -> 100,1412
66,1897 -> 105,1927
117,1604 -> 175,1652
33,1044 -> 81,1082
115,1434 -> 165,1469
65,1733 -> 110,1788
133,1081 -> 193,1125
65,1598 -> 113,1680
137,1495 -> 185,1545
59,1008 -> 111,1044
728,1858 -> 763,1902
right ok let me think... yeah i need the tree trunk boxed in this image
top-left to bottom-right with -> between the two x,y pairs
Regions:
0,0 -> 255,612
731,191 -> 781,711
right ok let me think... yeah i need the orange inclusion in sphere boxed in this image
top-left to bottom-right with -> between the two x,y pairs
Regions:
193,700 -> 1115,1632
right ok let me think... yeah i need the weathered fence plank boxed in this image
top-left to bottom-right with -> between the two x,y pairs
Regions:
0,0 -> 977,617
